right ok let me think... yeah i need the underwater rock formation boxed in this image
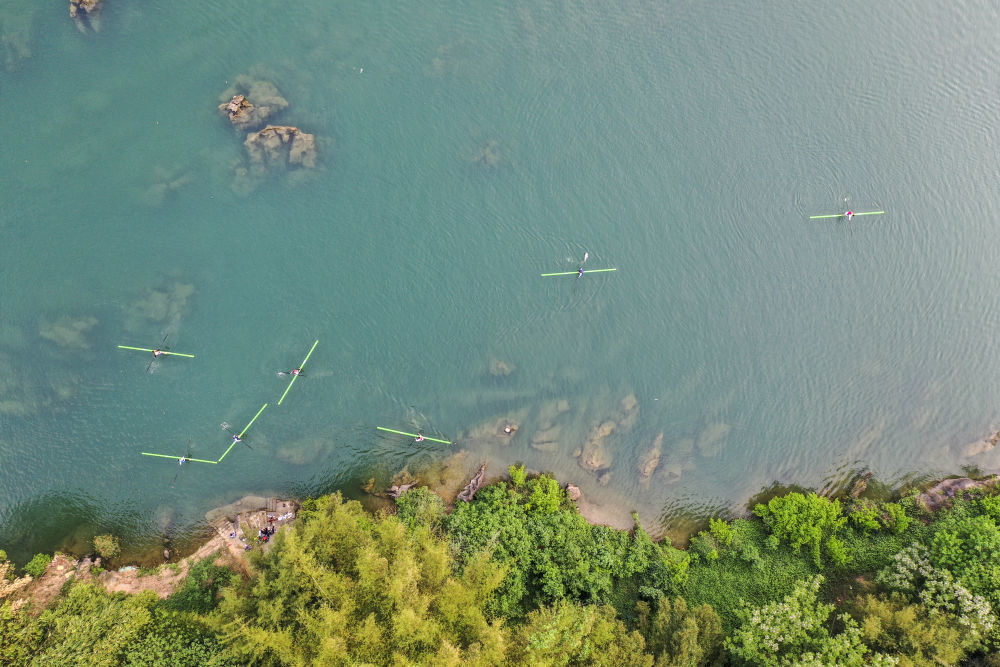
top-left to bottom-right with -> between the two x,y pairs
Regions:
245,125 -> 317,170
488,357 -> 515,376
579,419 -> 615,472
69,0 -> 101,33
637,432 -> 663,483
39,315 -> 98,349
696,422 -> 731,458
126,282 -> 194,328
472,141 -> 501,169
218,77 -> 289,130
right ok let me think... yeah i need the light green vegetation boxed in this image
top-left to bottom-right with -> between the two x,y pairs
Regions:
5,475 -> 1000,665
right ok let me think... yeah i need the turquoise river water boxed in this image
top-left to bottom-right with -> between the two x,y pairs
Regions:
1,1 -> 999,561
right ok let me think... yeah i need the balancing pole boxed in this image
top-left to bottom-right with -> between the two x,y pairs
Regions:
142,452 -> 217,464
541,268 -> 617,277
376,426 -> 452,445
118,345 -> 195,358
277,340 -> 319,406
808,211 -> 884,220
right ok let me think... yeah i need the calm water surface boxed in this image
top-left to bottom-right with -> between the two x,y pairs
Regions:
1,1 -> 999,560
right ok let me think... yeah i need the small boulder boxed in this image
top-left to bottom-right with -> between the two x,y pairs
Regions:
565,484 -> 582,501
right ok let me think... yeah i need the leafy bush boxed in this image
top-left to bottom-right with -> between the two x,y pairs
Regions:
23,553 -> 50,578
852,593 -> 969,665
445,481 -> 657,617
753,492 -> 846,568
724,575 -> 893,666
636,596 -> 723,666
509,601 -> 652,666
524,474 -> 564,514
848,499 -> 882,533
93,534 -> 120,560
509,463 -> 527,489
159,556 -> 233,614
709,517 -> 734,547
395,486 -> 446,531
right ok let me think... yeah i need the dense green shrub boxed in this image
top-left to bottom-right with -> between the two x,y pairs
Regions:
395,486 -> 446,531
93,534 -> 120,560
753,492 -> 846,568
23,553 -> 50,578
445,481 -> 658,617
724,575 -> 893,666
851,593 -> 968,666
636,596 -> 723,666
509,601 -> 652,667
159,556 -> 233,614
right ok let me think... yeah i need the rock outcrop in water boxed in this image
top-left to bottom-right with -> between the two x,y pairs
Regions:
218,78 -> 289,130
637,432 -> 663,484
244,125 -> 318,170
69,0 -> 101,33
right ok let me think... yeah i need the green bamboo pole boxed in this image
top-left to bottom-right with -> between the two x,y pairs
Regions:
278,340 -> 319,406
540,268 -> 617,277
118,345 -> 195,358
238,403 -> 268,438
376,426 -> 451,444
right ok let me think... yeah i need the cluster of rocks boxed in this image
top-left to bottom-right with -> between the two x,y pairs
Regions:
218,75 -> 318,192
574,393 -> 639,486
69,0 -> 101,33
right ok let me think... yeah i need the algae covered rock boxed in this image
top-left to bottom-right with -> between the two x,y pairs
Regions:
245,125 -> 317,170
218,77 -> 289,130
579,419 -> 615,472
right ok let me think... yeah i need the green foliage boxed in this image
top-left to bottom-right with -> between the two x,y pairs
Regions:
847,499 -> 882,533
445,482 -> 658,618
724,575 -> 893,666
636,596 -> 723,666
92,534 -> 120,560
825,535 -> 849,566
708,518 -> 734,547
679,519 -> 816,632
509,601 -> 653,666
0,582 -> 231,666
877,543 -> 996,646
395,486 -> 446,531
212,492 -> 508,665
509,463 -> 527,489
753,492 -> 846,568
928,513 -> 1000,607
23,553 -> 50,578
883,502 -> 911,535
159,556 -> 233,614
852,593 -> 968,666
524,474 -> 565,514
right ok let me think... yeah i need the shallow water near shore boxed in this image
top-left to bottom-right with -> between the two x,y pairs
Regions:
2,1 -> 1000,561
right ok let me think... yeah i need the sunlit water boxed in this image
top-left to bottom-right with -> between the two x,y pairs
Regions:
2,1 -> 999,561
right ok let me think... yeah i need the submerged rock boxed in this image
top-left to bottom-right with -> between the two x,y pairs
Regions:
637,432 -> 663,483
39,316 -> 98,349
472,140 -> 501,169
531,424 -> 561,452
579,420 -> 615,472
245,125 -> 317,169
217,77 -> 289,130
69,0 -> 101,33
696,422 -> 731,458
488,357 -> 515,376
617,393 -> 640,431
